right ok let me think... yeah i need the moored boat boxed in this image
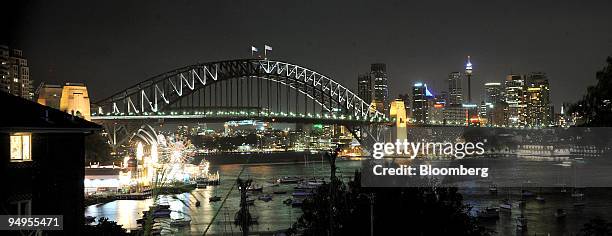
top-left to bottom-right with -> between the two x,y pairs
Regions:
476,207 -> 499,219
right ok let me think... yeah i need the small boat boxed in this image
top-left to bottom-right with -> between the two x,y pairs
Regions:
476,207 -> 499,219
209,196 -> 222,202
258,194 -> 273,202
489,184 -> 498,194
516,215 -> 528,231
170,218 -> 191,227
499,200 -> 512,211
247,184 -> 263,192
536,195 -> 545,202
521,190 -> 535,197
196,177 -> 210,188
573,201 -> 586,207
283,198 -> 293,205
555,209 -> 567,219
560,188 -> 568,193
278,176 -> 302,184
571,191 -> 584,198
195,201 -> 201,207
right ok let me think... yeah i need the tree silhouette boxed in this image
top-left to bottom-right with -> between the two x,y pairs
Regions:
569,56 -> 612,126
235,178 -> 254,236
290,171 -> 486,235
580,217 -> 612,236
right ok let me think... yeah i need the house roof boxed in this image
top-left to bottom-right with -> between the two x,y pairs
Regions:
0,91 -> 101,133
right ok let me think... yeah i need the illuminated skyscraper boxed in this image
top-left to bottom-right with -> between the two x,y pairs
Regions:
448,72 -> 463,105
484,82 -> 503,105
371,63 -> 389,114
412,82 -> 432,124
505,74 -> 526,126
357,73 -> 372,105
0,45 -> 33,100
525,72 -> 552,127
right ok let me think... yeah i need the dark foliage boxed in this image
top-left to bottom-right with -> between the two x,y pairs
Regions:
290,171 -> 486,236
83,217 -> 128,236
84,132 -> 115,165
580,217 -> 612,236
569,56 -> 612,126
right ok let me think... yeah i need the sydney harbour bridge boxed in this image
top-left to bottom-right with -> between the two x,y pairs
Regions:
91,59 -> 393,151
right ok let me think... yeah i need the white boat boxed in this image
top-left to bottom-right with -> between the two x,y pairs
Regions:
499,200 -> 512,211
247,184 -> 263,192
278,176 -> 302,184
571,192 -> 584,198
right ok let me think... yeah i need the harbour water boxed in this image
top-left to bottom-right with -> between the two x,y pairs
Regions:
85,159 -> 612,235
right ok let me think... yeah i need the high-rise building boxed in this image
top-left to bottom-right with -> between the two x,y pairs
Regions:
412,82 -> 432,124
1,45 -> 33,100
481,82 -> 504,125
505,74 -> 526,126
447,72 -> 463,105
371,63 -> 389,114
397,93 -> 411,113
525,72 -> 552,127
0,45 -> 9,94
430,94 -> 446,125
357,73 -> 372,105
484,82 -> 503,105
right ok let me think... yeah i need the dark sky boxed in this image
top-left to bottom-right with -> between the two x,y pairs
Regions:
4,0 -> 612,109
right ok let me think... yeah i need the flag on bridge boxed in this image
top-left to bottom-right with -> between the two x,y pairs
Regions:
251,46 -> 258,57
264,45 -> 272,59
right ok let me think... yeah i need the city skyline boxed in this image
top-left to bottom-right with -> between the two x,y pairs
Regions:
3,1 -> 612,108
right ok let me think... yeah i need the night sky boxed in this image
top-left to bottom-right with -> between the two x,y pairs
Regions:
3,0 -> 612,109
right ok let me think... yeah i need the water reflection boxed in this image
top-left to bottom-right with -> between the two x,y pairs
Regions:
85,160 -> 612,234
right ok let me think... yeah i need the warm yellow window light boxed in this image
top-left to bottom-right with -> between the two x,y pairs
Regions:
10,133 -> 32,162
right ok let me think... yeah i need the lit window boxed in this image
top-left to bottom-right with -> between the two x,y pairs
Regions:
10,133 -> 31,162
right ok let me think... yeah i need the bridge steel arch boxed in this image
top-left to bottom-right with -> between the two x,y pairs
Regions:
93,59 -> 389,150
